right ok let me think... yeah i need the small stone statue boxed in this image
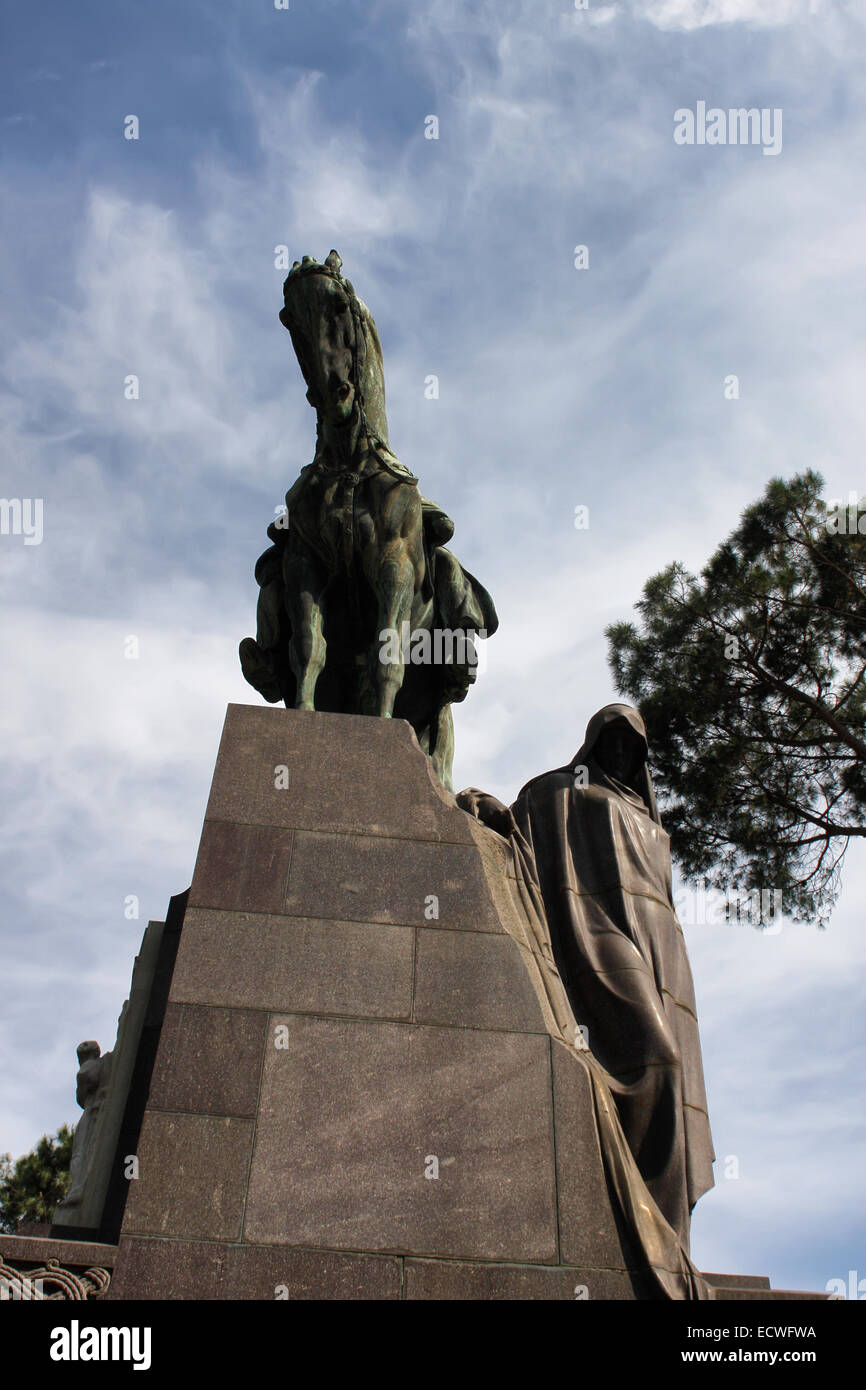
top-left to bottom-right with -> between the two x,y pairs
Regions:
56,1040 -> 112,1213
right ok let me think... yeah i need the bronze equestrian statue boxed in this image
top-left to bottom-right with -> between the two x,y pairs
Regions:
240,251 -> 497,790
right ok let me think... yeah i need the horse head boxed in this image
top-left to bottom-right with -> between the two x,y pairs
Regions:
279,250 -> 389,445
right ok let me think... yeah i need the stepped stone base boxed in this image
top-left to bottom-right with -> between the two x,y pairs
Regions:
104,705 -> 826,1301
0,1234 -> 821,1302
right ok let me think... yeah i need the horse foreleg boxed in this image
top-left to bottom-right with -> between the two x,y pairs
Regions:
428,703 -> 455,792
375,550 -> 416,717
285,549 -> 327,711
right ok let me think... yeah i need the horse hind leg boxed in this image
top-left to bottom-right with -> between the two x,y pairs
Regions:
356,653 -> 379,717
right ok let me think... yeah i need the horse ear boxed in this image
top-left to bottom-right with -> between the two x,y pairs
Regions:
325,249 -> 342,273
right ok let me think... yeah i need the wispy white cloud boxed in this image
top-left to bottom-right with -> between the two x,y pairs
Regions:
633,0 -> 822,31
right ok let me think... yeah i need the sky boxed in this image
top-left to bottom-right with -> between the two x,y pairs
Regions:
1,0 -> 864,1296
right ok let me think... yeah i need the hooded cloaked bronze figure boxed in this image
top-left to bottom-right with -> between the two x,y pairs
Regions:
459,703 -> 714,1255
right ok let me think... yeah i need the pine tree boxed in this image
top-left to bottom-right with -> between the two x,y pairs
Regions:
607,472 -> 866,924
0,1125 -> 74,1232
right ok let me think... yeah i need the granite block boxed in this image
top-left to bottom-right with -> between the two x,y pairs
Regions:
107,1236 -> 226,1301
121,1112 -> 253,1242
222,1243 -> 402,1300
189,821 -> 293,914
413,928 -> 547,1033
107,1237 -> 402,1300
551,1039 -> 635,1270
404,1258 -> 650,1300
285,830 -> 501,931
205,704 -> 475,844
244,1016 -> 557,1262
169,908 -> 414,1019
704,1272 -> 771,1290
147,1003 -> 267,1117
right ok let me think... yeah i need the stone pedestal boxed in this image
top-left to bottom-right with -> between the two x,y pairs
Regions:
108,705 -> 658,1299
104,705 -> 823,1302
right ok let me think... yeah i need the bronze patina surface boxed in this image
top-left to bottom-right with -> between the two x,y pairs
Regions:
458,703 -> 715,1254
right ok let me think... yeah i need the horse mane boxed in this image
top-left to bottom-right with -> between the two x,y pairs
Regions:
354,298 -> 389,447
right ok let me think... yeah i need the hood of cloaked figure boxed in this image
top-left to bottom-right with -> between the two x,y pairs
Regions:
572,703 -> 661,825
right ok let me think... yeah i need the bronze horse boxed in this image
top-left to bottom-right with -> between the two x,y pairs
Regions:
240,251 -> 497,789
